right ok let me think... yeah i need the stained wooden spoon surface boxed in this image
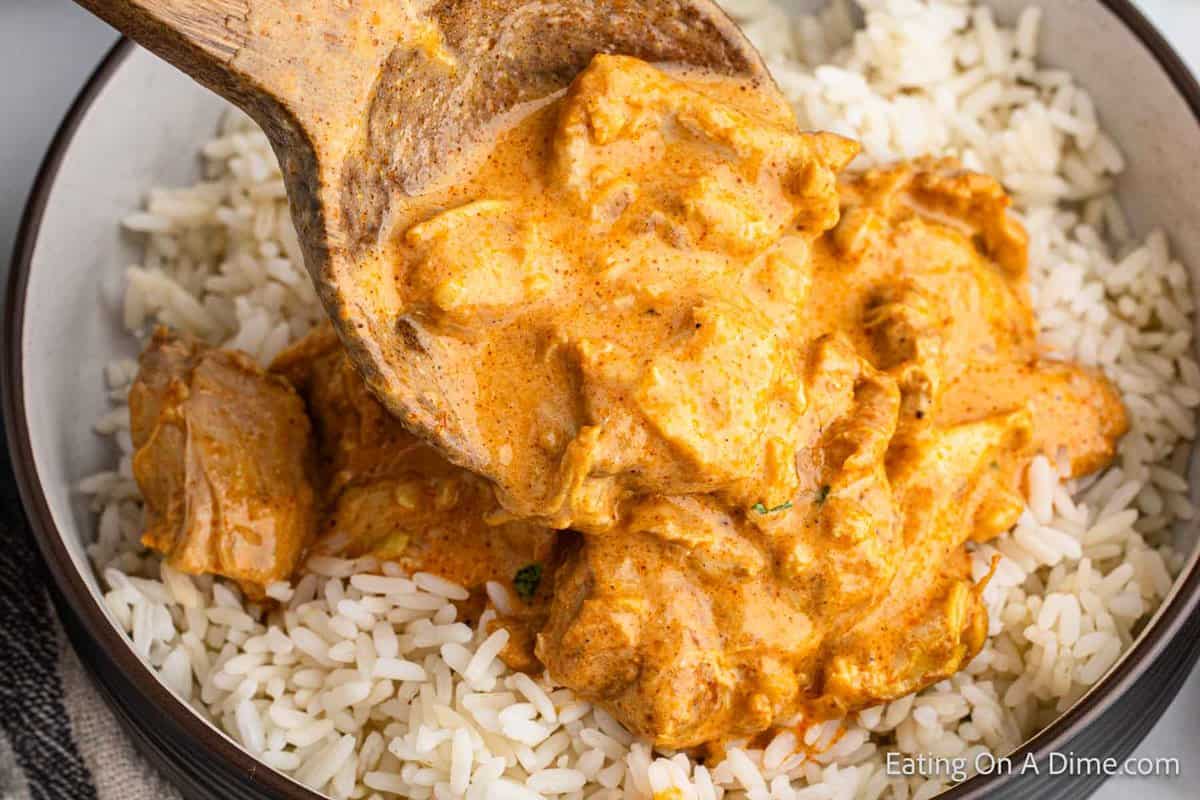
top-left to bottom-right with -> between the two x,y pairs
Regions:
73,0 -> 771,504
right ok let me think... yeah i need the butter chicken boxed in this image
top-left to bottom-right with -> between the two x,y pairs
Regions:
128,55 -> 1126,749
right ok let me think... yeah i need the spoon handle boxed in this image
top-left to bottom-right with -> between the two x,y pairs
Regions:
72,0 -> 409,140
74,0 -> 272,106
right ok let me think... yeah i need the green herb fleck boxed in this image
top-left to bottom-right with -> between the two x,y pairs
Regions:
514,563 -> 543,601
753,500 -> 794,514
815,485 -> 832,505
989,460 -> 1000,470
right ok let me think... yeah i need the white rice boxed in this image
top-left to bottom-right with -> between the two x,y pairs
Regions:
79,1 -> 1198,798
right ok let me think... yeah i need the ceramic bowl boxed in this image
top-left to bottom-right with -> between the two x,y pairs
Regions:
5,2 -> 1200,798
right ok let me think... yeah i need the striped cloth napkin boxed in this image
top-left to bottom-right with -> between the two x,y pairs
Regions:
0,451 -> 179,800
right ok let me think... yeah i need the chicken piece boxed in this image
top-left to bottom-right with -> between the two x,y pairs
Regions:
128,328 -> 318,596
536,365 -> 1023,748
936,360 -> 1127,478
272,326 -> 555,598
538,343 -> 907,747
538,510 -> 815,748
818,162 -> 1038,388
822,550 -> 988,710
271,325 -> 419,498
824,411 -> 1030,706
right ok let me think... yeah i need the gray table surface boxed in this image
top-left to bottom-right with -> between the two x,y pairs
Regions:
1,0 -> 1197,797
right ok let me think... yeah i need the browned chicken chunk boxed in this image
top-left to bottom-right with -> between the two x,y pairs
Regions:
128,328 -> 319,597
130,323 -> 553,609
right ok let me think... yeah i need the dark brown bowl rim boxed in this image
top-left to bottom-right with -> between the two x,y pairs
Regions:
4,2 -> 1200,798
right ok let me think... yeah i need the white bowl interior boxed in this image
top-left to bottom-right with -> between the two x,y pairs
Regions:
15,0 -> 1200,762
994,0 -> 1200,274
23,47 -> 227,601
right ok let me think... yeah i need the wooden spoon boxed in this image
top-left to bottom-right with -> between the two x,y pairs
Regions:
74,0 -> 771,503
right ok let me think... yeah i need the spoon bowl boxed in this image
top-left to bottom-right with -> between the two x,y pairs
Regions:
74,0 -> 771,489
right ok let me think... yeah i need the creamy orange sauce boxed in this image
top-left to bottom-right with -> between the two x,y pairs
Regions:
365,55 -> 857,529
373,55 -> 1125,747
